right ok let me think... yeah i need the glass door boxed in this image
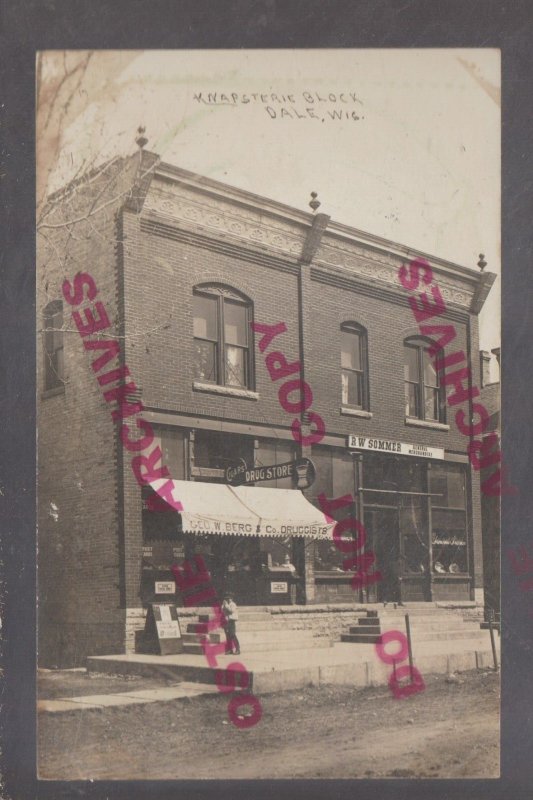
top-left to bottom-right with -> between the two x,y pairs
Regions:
399,494 -> 431,601
363,507 -> 400,603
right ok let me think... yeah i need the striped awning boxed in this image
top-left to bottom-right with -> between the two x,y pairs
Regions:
149,479 -> 334,539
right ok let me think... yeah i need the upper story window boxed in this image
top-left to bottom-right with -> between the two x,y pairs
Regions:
193,285 -> 253,390
43,300 -> 64,391
341,323 -> 369,409
404,337 -> 444,422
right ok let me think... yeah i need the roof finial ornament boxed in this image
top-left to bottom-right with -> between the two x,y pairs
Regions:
136,125 -> 148,150
477,253 -> 487,271
309,191 -> 321,213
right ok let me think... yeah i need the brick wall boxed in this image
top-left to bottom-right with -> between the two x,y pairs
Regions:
37,155 -> 145,666
121,211 -> 301,426
305,277 -> 470,450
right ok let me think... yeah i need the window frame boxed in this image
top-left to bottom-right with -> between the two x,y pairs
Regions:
43,299 -> 65,392
430,463 -> 469,576
403,337 -> 445,423
340,322 -> 369,411
193,285 -> 254,391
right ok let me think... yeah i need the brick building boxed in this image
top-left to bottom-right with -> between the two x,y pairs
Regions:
37,148 -> 496,666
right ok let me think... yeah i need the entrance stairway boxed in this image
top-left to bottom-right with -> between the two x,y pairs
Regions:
183,609 -> 332,654
87,604 -> 498,693
341,607 -> 493,650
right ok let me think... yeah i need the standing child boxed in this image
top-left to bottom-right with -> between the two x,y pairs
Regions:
222,593 -> 240,655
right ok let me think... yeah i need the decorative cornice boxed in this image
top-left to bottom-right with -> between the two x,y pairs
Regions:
156,161 -> 314,228
325,220 -> 487,285
143,160 -> 494,314
310,265 -> 471,324
470,270 -> 497,315
143,183 -> 307,260
124,151 -> 160,213
301,213 -> 330,265
140,216 -> 300,276
314,240 -> 475,310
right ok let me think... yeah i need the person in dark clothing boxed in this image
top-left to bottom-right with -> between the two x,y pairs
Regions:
222,593 -> 240,655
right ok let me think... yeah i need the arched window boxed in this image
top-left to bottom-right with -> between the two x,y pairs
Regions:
193,284 -> 253,390
404,337 -> 444,422
340,323 -> 369,410
43,300 -> 64,391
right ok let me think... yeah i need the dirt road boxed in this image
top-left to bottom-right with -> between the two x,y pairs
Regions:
38,669 -> 499,779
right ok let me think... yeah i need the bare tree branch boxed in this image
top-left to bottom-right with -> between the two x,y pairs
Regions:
37,154 -> 156,231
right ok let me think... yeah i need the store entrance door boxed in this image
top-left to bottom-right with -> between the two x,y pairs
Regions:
363,498 -> 431,603
364,508 -> 400,603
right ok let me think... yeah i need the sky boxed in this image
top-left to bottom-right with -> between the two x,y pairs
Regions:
43,49 -> 501,371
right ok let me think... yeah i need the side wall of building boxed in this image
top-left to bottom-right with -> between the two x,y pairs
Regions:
37,157 -> 142,666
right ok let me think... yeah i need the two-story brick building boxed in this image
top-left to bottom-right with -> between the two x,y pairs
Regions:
37,146 -> 496,666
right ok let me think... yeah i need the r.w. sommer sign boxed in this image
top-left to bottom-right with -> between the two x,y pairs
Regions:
347,435 -> 444,460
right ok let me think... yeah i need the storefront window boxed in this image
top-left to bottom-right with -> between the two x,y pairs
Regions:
399,495 -> 429,574
254,439 -> 296,488
363,456 -> 425,502
311,447 -> 357,572
430,464 -> 468,574
194,430 -> 254,473
260,537 -> 292,568
142,485 -> 181,541
142,428 -> 186,541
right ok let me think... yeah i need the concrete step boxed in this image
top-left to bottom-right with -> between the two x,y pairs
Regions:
87,642 -> 497,694
377,620 -> 481,632
342,633 -> 381,644
186,623 -> 320,639
342,629 -> 490,645
379,619 -> 482,631
413,630 -> 491,643
187,620 -> 279,633
198,611 -> 272,623
378,614 -> 481,623
349,625 -> 381,635
237,626 -> 316,644
185,628 -> 320,644
183,638 -> 332,655
87,655 -> 224,685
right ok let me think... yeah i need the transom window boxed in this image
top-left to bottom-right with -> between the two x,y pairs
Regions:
341,323 -> 368,409
404,337 -> 444,422
43,300 -> 64,391
193,285 -> 253,389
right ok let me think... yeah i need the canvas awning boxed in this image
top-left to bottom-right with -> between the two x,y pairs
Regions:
149,479 -> 334,539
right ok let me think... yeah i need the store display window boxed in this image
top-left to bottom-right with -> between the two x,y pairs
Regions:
430,464 -> 468,574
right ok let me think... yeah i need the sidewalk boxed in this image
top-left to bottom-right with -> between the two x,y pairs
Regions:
38,680 -> 219,714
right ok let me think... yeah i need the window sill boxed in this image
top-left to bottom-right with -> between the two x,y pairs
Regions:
193,381 -> 259,401
340,407 -> 373,419
405,417 -> 449,431
41,385 -> 65,399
